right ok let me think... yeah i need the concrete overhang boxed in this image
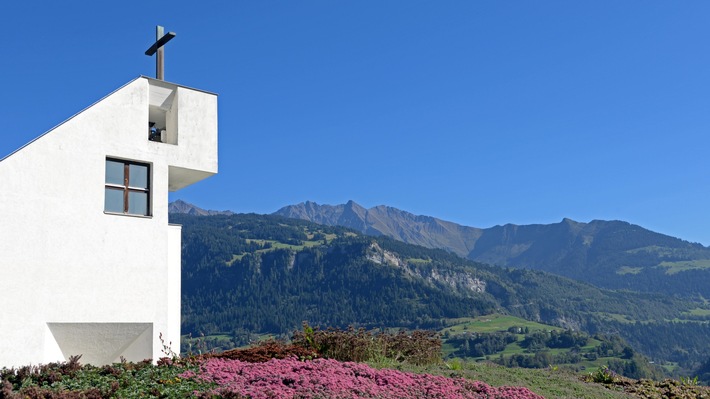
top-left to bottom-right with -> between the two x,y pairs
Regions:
168,165 -> 216,191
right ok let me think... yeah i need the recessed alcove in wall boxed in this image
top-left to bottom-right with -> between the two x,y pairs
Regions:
45,323 -> 153,365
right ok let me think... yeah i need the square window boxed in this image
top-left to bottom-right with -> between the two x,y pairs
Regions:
105,158 -> 151,216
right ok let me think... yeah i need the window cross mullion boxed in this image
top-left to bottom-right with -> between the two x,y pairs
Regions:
123,163 -> 130,213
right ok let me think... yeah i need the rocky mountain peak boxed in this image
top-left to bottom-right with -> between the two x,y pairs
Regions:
168,200 -> 234,216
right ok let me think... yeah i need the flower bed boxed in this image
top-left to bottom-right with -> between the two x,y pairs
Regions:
184,357 -> 545,399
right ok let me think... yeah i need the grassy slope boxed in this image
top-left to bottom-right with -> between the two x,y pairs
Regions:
441,314 -> 558,334
439,314 -> 625,374
390,361 -> 635,399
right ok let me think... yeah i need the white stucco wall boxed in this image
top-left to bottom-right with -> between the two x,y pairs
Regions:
0,77 -> 217,367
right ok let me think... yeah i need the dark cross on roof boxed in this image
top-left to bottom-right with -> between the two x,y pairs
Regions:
145,25 -> 176,81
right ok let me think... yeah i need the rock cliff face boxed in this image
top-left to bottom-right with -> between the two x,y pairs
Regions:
364,242 -> 486,295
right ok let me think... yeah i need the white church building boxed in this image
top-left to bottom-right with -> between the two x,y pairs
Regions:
0,76 -> 218,367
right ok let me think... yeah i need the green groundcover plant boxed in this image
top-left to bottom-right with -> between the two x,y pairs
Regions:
0,356 -> 212,399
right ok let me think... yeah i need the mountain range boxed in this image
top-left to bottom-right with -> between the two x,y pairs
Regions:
273,200 -> 710,297
168,210 -> 710,378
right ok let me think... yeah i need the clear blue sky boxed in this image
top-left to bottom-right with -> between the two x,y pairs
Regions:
2,1 -> 709,245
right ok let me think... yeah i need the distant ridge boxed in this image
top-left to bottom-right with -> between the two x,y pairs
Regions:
274,200 -> 710,296
274,200 -> 483,257
168,200 -> 234,216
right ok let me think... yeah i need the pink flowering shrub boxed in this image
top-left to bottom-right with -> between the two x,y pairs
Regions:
183,357 -> 545,399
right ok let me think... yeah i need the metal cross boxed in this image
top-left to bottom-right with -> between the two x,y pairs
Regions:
145,25 -> 176,81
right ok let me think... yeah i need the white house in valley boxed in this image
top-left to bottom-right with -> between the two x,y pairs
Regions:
0,76 -> 218,367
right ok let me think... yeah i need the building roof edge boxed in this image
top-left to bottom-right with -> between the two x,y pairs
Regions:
140,75 -> 218,96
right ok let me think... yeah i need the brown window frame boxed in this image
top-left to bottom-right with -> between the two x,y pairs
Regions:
105,158 -> 151,216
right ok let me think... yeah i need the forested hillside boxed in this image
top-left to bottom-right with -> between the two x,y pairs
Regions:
274,201 -> 710,298
171,212 -> 710,378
